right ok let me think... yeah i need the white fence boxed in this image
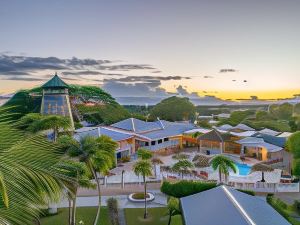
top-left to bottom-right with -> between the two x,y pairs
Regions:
230,182 -> 299,193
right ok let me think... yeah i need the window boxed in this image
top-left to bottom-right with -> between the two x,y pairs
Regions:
158,139 -> 162,144
145,142 -> 149,146
151,141 -> 156,146
164,137 -> 169,142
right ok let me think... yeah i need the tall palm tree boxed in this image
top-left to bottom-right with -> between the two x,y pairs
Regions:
60,160 -> 95,225
64,135 -> 117,225
133,160 -> 152,219
172,159 -> 194,179
0,108 -> 74,225
210,155 -> 237,184
29,114 -> 72,142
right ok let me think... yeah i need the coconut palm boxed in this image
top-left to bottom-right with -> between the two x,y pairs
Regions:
64,135 -> 117,225
60,161 -> 95,225
133,160 -> 152,219
251,163 -> 274,182
210,155 -> 237,184
172,159 -> 194,179
0,108 -> 74,225
29,114 -> 72,142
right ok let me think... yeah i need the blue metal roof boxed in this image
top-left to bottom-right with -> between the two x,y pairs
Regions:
252,133 -> 286,148
111,118 -> 195,140
111,118 -> 162,133
74,127 -> 133,142
180,186 -> 290,225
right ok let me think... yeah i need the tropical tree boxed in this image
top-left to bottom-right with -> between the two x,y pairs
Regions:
167,197 -> 181,225
0,107 -> 74,225
63,135 -> 117,225
60,160 -> 95,225
133,160 -> 152,219
25,113 -> 72,142
172,159 -> 194,179
137,148 -> 153,160
210,155 -> 237,184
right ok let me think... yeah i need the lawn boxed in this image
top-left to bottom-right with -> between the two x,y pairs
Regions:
125,208 -> 183,225
40,207 -> 110,225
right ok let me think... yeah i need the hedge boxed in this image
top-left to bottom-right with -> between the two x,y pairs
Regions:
236,189 -> 255,196
161,180 -> 217,198
267,194 -> 300,225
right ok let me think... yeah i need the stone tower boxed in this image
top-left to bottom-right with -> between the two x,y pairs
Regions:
40,73 -> 74,128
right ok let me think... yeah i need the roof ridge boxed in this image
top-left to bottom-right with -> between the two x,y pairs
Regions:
131,118 -> 136,132
222,186 -> 256,225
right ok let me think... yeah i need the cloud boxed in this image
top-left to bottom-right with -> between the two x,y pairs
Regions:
203,75 -> 214,78
2,76 -> 46,81
219,69 -> 238,73
0,54 -> 158,82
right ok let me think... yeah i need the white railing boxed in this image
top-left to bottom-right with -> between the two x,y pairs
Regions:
230,182 -> 299,193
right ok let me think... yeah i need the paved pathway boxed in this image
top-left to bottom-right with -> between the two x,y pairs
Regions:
118,208 -> 126,225
57,190 -> 167,209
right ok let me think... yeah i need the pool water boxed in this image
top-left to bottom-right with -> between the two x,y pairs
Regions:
235,163 -> 251,176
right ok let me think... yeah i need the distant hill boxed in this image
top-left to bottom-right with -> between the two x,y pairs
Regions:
3,85 -> 130,125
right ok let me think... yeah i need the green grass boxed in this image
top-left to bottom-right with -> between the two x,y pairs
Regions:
125,208 -> 183,225
40,207 -> 110,225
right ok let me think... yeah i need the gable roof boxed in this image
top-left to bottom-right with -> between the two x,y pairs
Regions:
180,186 -> 290,225
236,137 -> 283,152
42,74 -> 69,88
111,118 -> 161,133
252,133 -> 286,148
234,123 -> 255,131
111,118 -> 195,139
259,128 -> 281,136
197,129 -> 234,142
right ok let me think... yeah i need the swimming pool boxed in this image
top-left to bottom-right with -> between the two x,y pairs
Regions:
235,163 -> 251,176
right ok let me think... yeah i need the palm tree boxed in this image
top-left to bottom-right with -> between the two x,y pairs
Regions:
133,160 -> 152,219
167,197 -> 181,225
29,114 -> 72,142
0,107 -> 74,225
64,135 -> 117,225
251,163 -> 274,182
172,159 -> 194,179
60,160 -> 95,225
210,155 -> 237,184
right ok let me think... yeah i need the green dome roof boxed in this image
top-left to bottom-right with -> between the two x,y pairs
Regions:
42,74 -> 68,89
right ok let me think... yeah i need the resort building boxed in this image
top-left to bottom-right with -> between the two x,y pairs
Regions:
74,118 -> 195,160
40,73 -> 74,128
197,129 -> 241,154
180,185 -> 290,225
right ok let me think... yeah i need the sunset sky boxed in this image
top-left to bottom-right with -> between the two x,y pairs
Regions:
0,0 -> 300,100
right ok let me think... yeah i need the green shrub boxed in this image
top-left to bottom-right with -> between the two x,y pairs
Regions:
237,189 -> 255,196
161,181 -> 216,198
294,200 -> 300,214
107,197 -> 119,225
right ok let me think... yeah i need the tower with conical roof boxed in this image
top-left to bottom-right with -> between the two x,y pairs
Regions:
41,73 -> 74,128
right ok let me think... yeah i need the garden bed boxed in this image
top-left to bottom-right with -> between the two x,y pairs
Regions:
128,192 -> 155,202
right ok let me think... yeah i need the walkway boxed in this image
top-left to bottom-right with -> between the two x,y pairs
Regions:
58,190 -> 167,209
